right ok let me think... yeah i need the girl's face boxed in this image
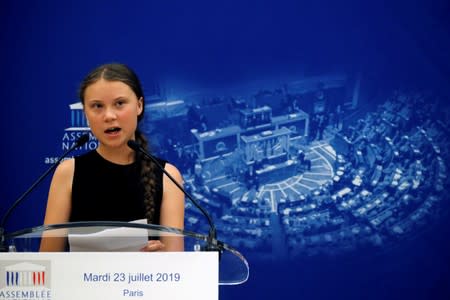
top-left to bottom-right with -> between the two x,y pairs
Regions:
83,78 -> 143,149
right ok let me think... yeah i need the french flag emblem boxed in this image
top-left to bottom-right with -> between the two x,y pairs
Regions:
5,262 -> 46,287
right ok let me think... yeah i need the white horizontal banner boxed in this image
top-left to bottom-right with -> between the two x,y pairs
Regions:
0,252 -> 218,300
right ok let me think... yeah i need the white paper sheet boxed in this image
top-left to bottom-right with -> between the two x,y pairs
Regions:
68,219 -> 148,252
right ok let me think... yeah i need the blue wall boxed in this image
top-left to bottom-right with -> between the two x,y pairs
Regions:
1,0 -> 450,299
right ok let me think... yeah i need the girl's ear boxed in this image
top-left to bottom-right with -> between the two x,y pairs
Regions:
137,97 -> 144,116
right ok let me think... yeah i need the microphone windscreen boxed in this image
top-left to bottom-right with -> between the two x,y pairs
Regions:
127,140 -> 140,151
75,134 -> 90,147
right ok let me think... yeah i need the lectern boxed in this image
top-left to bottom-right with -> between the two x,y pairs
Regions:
0,222 -> 249,300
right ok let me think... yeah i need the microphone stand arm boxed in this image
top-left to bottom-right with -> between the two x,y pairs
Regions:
132,143 -> 221,252
0,134 -> 89,252
0,150 -> 71,252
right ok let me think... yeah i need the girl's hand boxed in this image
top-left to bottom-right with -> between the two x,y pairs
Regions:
140,240 -> 165,252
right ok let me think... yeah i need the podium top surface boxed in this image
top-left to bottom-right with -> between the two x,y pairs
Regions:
4,221 -> 249,285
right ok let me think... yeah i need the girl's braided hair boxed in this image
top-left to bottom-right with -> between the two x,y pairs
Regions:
78,63 -> 157,224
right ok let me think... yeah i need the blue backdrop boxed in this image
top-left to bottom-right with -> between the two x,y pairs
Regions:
1,0 -> 450,299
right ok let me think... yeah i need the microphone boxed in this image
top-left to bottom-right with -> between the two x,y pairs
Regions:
0,134 -> 90,252
127,140 -> 221,252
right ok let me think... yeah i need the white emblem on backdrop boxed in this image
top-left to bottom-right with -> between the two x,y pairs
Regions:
44,102 -> 98,164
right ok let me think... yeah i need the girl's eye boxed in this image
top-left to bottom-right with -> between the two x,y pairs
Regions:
116,100 -> 126,107
92,103 -> 103,109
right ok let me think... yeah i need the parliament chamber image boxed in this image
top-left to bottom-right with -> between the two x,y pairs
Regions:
1,0 -> 449,299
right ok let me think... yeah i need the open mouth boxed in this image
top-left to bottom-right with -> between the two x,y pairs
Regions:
105,127 -> 121,134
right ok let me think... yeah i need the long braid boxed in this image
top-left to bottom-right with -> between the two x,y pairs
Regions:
135,130 -> 158,224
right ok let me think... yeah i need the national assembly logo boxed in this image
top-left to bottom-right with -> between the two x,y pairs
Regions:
0,260 -> 52,300
44,102 -> 98,165
62,102 -> 98,152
